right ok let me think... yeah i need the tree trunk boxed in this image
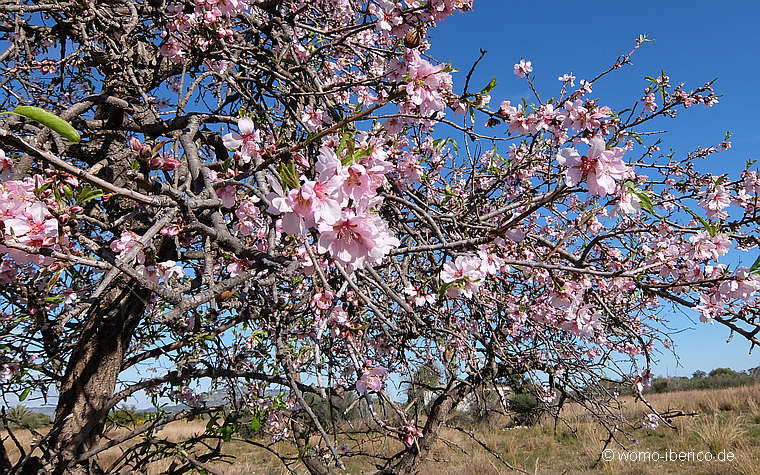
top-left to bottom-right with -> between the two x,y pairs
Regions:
41,283 -> 149,474
381,369 -> 497,475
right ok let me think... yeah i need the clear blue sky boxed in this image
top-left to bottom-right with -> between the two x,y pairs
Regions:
429,1 -> 760,377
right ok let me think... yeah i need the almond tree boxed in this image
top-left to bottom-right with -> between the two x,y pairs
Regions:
0,1 -> 758,473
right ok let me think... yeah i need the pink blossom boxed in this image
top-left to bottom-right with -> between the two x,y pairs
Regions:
402,420 -> 423,447
110,231 -> 145,264
560,304 -> 602,338
0,149 -> 11,180
174,386 -> 202,406
356,364 -> 388,394
403,50 -> 451,116
0,361 -> 20,381
689,231 -> 731,261
743,170 -> 760,194
234,197 -> 261,235
633,369 -> 653,393
513,59 -> 532,78
317,209 -> 399,271
477,248 -> 504,276
372,0 -> 401,32
215,185 -> 236,208
642,413 -> 659,431
719,267 -> 760,300
641,92 -> 657,112
265,175 -> 312,235
440,254 -> 484,298
267,410 -> 290,443
3,202 -> 58,247
148,154 -> 181,171
156,260 -> 184,280
311,291 -> 334,311
338,164 -> 375,202
287,180 -> 342,225
556,137 -> 629,196
557,73 -> 575,86
315,146 -> 341,180
613,191 -> 641,216
223,117 -> 262,162
227,259 -> 247,277
302,105 -> 326,132
265,175 -> 291,215
0,258 -> 18,283
540,388 -> 556,404
397,152 -> 423,183
161,224 -> 181,237
698,185 -> 731,220
404,284 -> 436,306
159,37 -> 186,63
694,292 -> 725,323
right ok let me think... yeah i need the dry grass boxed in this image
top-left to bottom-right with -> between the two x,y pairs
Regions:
4,384 -> 760,473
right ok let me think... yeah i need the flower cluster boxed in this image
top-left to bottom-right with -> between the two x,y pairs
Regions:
557,136 -> 630,196
0,173 -> 58,268
440,249 -> 505,298
356,362 -> 389,395
262,141 -> 400,271
402,420 -> 423,447
159,0 -> 248,64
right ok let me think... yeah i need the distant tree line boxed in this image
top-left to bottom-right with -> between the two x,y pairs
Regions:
649,367 -> 757,393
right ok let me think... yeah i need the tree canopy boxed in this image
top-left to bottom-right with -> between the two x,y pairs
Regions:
0,1 -> 759,473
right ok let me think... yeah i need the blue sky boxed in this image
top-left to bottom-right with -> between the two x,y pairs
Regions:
429,1 -> 760,377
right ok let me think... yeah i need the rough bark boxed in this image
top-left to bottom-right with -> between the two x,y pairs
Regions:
35,283 -> 149,474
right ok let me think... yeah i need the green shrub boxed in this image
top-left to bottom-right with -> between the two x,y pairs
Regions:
509,393 -> 539,426
2,405 -> 51,429
108,406 -> 139,426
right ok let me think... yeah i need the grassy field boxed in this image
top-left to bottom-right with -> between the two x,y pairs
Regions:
5,384 -> 760,474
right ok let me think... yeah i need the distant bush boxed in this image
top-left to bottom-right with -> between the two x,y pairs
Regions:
405,362 -> 443,415
302,392 -> 363,427
509,393 -> 540,426
2,405 -> 51,429
107,406 -> 140,426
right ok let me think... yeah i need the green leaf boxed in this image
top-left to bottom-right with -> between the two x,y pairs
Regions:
683,206 -> 718,237
625,181 -> 654,214
480,77 -> 497,95
62,184 -> 74,201
19,387 -> 31,402
77,185 -> 104,204
750,254 -> 760,274
11,106 -> 81,143
221,155 -> 232,173
356,146 -> 373,160
337,132 -> 352,156
437,281 -> 454,299
277,161 -> 300,190
249,416 -> 261,433
629,132 -> 644,145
